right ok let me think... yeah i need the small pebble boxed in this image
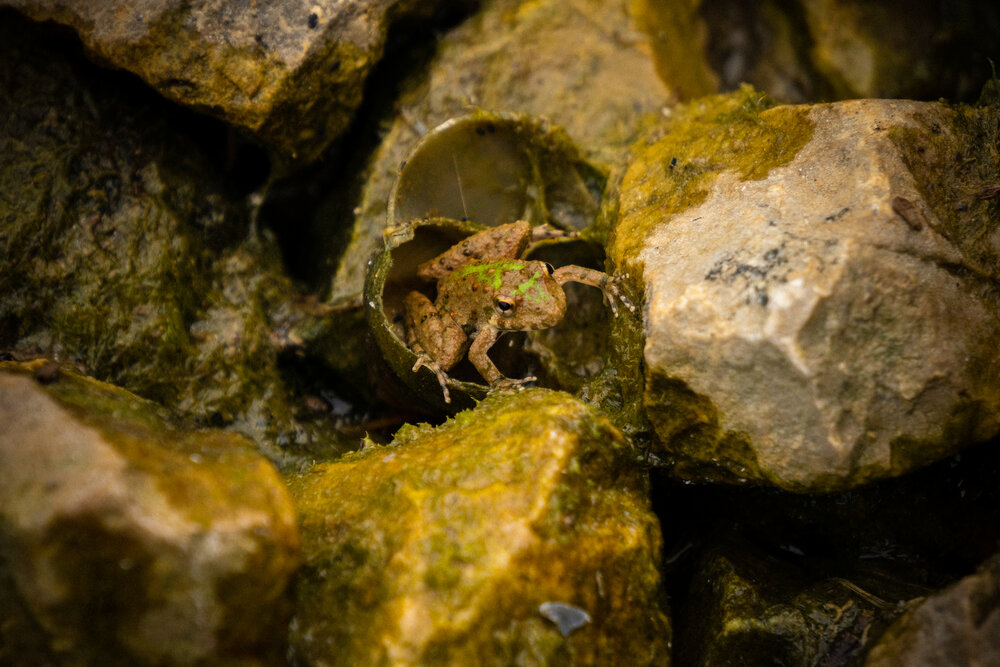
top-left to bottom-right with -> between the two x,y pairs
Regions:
539,601 -> 591,637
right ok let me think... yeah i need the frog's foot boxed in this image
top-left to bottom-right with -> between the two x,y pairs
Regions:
488,375 -> 538,394
530,224 -> 579,242
603,275 -> 637,316
412,354 -> 452,404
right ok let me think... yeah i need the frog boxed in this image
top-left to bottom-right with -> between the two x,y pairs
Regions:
403,220 -> 634,403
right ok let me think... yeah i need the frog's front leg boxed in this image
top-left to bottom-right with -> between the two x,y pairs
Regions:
468,326 -> 537,390
551,266 -> 636,315
403,291 -> 468,403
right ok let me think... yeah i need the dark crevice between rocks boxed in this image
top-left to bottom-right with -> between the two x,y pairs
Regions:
258,2 -> 482,293
653,433 -> 1000,664
699,0 -> 836,103
0,10 -> 272,201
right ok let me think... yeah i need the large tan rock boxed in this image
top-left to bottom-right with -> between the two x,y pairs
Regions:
614,90 -> 1000,491
4,0 -> 453,165
0,361 -> 299,664
287,389 -> 670,664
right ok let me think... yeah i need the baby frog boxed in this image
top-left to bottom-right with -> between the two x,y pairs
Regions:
403,220 -> 634,402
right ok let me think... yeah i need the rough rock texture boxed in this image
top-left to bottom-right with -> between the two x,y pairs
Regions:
0,17 -> 350,462
4,0 -> 454,165
677,542 -> 924,666
327,0 -> 671,304
865,554 -> 1000,666
287,389 -> 670,665
699,0 -> 1000,104
614,91 -> 1000,490
0,360 -> 299,665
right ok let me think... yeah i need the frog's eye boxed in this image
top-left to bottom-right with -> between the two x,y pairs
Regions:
544,263 -> 555,275
494,296 -> 517,317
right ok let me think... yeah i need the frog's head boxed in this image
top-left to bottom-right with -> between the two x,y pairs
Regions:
492,261 -> 567,330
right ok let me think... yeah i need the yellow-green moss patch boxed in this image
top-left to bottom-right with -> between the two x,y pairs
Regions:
610,86 -> 814,272
287,388 -> 670,665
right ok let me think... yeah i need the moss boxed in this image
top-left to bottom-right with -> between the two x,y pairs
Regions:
887,104 -> 1000,282
0,360 -> 299,663
644,375 -> 765,485
633,0 -> 718,99
679,542 -> 919,666
0,21 -> 357,465
287,389 -> 669,665
609,85 -> 814,273
1,360 -> 293,531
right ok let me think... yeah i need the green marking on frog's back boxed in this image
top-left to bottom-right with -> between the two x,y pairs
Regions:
458,260 -> 527,289
515,271 -> 549,303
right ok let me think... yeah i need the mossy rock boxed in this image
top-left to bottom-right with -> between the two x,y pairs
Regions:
287,388 -> 670,665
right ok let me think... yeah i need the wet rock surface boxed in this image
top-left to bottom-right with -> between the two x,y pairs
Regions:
865,554 -> 1000,666
287,389 -> 670,664
699,0 -> 1000,103
616,91 -> 1000,491
3,0 -> 459,165
0,16 -> 352,462
1,1 -> 999,664
0,360 -> 299,664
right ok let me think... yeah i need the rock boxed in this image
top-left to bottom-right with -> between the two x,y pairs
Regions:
287,389 -> 670,665
698,0 -> 1000,103
0,16 -> 352,462
613,88 -> 1000,491
677,541 -> 924,666
4,0 -> 456,165
634,0 -> 719,100
0,360 -> 299,664
799,0 -> 1000,102
865,554 -> 1000,666
327,0 -> 671,305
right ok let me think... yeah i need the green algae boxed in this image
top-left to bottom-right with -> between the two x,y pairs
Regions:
0,360 -> 299,664
887,103 -> 1000,282
643,375 -> 764,484
287,389 -> 670,665
0,21 -> 357,465
1,360 -> 295,532
609,85 -> 814,273
634,0 -> 719,99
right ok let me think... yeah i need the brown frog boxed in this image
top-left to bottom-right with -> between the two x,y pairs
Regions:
403,220 -> 634,402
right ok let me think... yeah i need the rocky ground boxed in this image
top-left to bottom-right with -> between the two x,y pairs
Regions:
2,0 -> 999,664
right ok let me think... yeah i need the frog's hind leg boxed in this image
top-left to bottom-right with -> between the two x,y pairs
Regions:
403,291 -> 468,402
551,266 -> 636,315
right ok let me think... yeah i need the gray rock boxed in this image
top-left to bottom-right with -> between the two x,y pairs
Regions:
0,361 -> 300,664
4,0 -> 454,165
618,94 -> 1000,491
865,554 -> 1000,666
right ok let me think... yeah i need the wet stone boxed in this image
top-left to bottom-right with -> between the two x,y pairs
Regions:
616,91 -> 1000,491
0,360 -> 300,665
4,0 -> 457,165
286,389 -> 670,665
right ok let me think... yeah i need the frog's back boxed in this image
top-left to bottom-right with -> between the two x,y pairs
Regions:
417,221 -> 531,280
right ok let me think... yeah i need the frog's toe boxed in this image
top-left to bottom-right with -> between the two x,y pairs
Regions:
489,376 -> 538,393
412,354 -> 452,403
